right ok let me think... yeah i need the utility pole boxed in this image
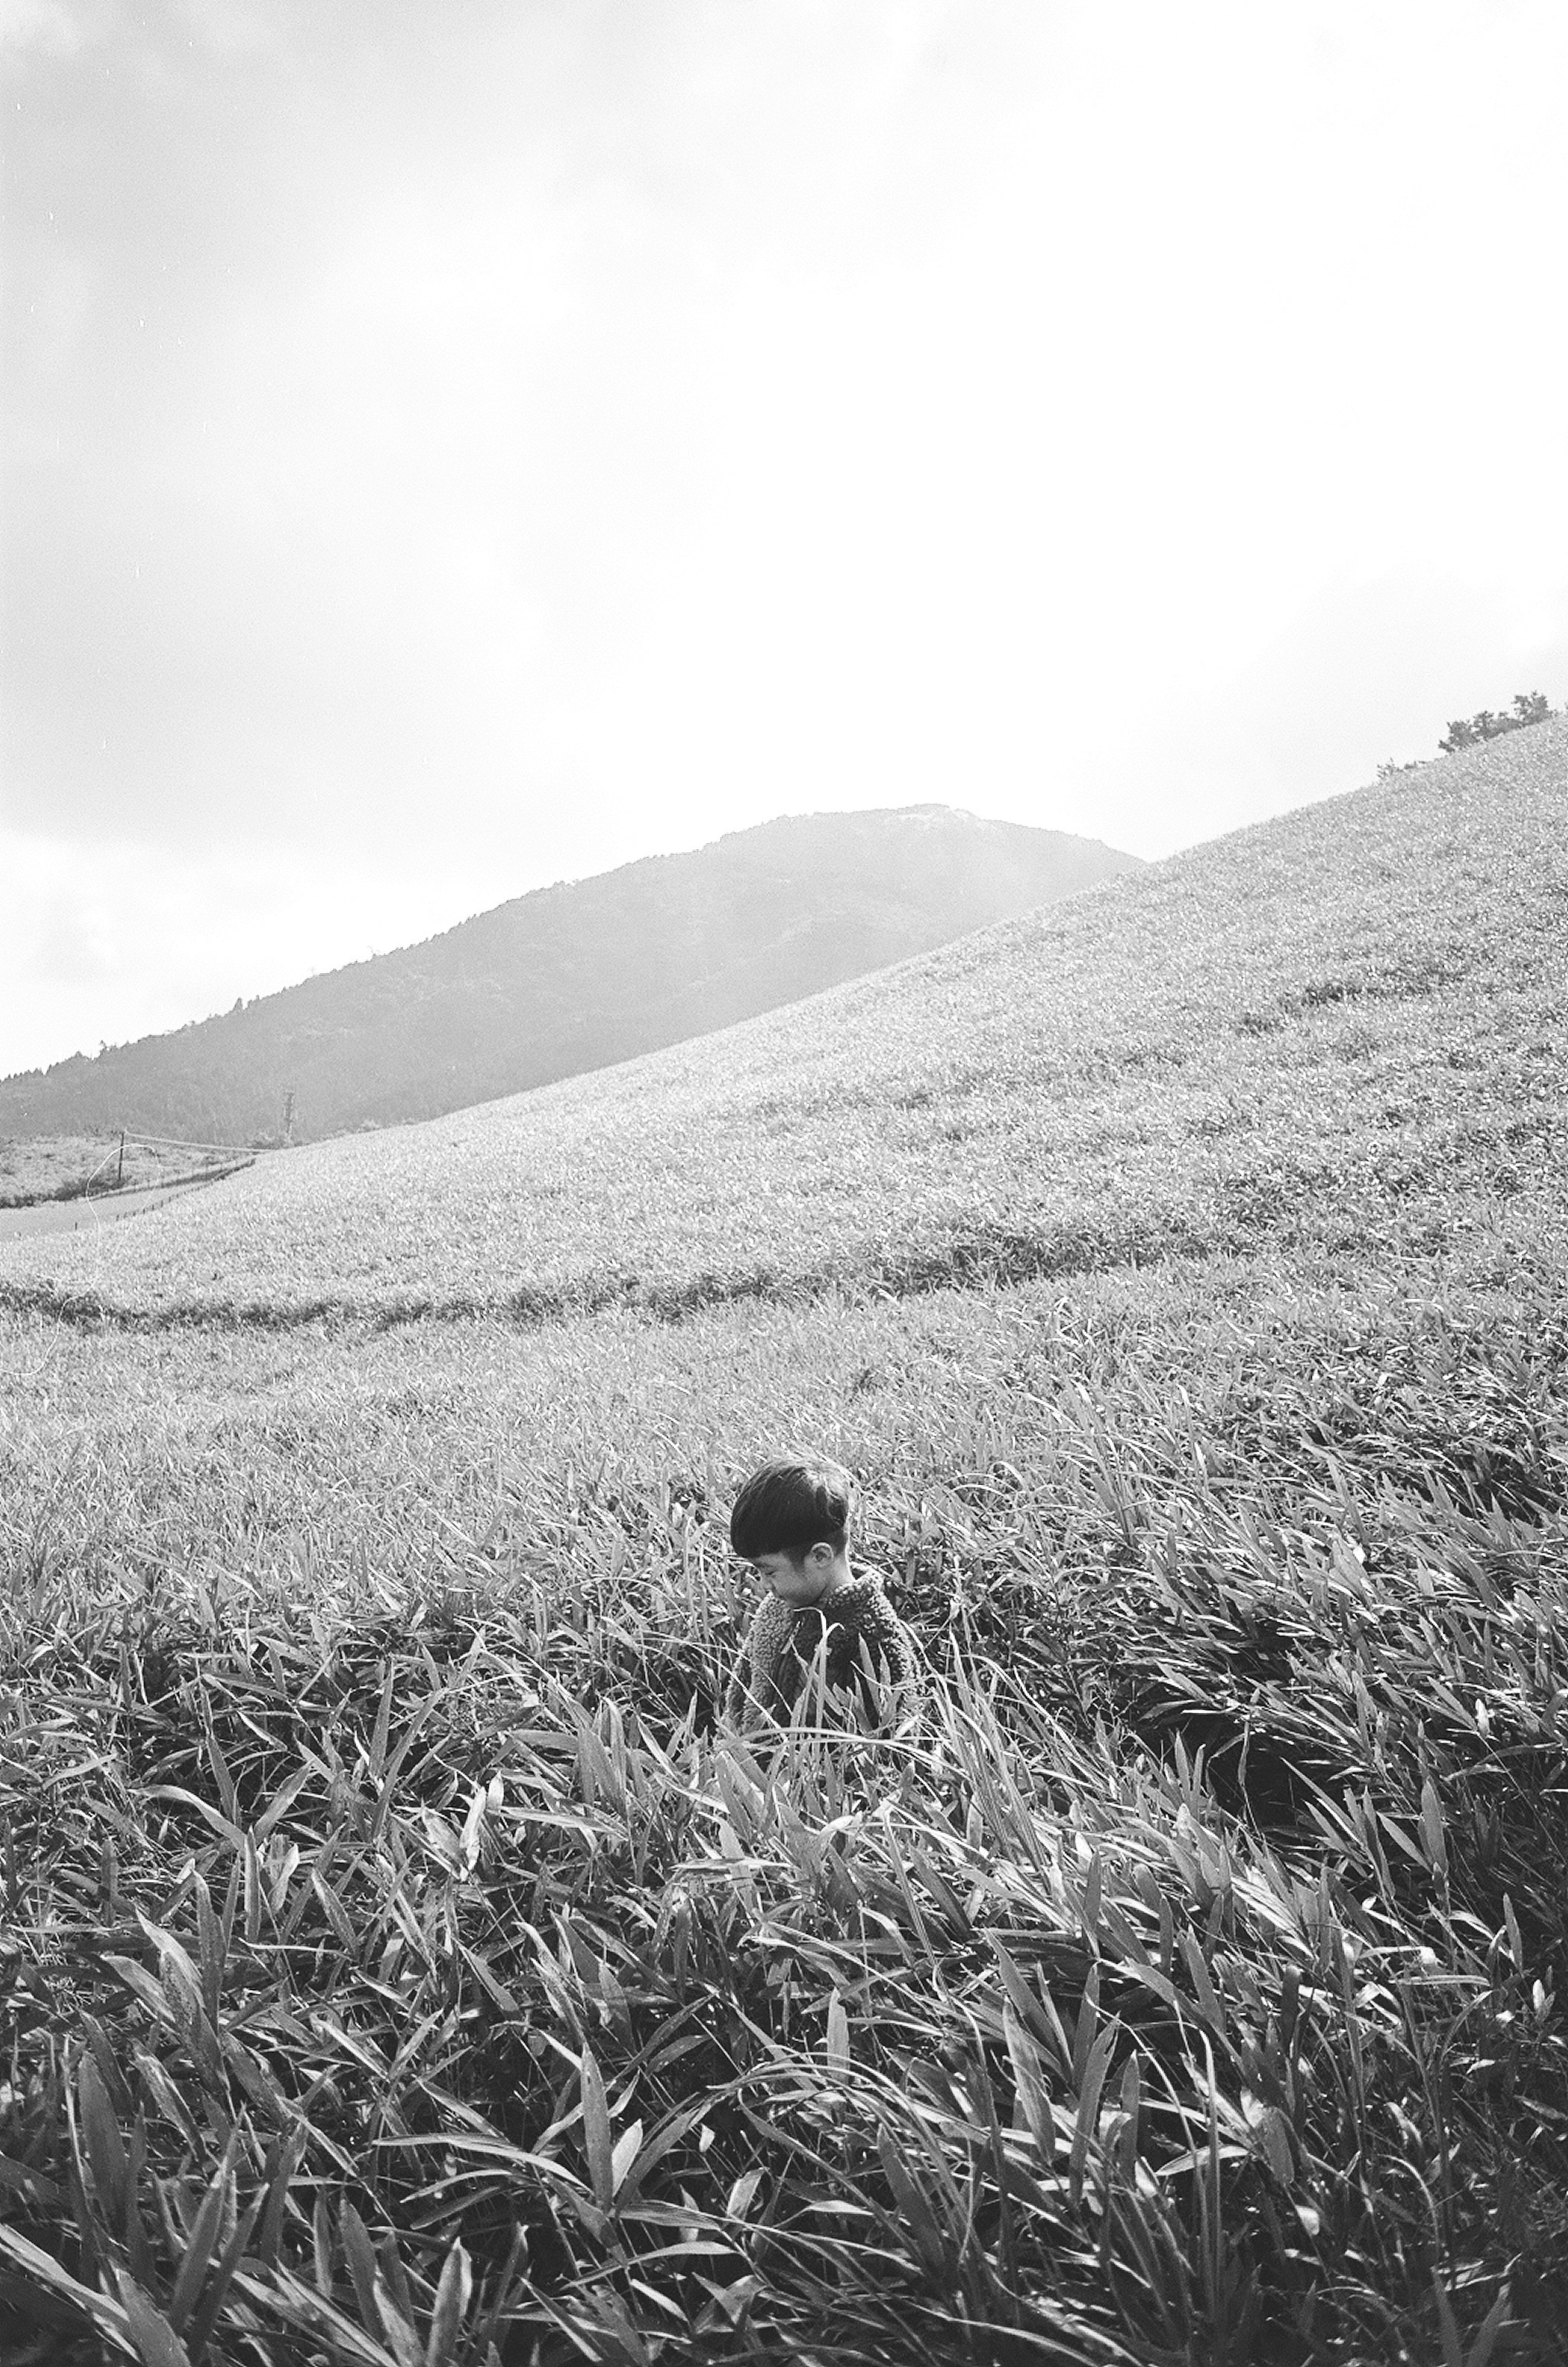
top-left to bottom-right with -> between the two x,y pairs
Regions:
116,1130 -> 126,1188
282,1090 -> 296,1147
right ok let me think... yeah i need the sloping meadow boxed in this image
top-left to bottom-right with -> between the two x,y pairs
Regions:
2,727 -> 1567,2363
1,721 -> 1564,1329
3,1207 -> 1568,2363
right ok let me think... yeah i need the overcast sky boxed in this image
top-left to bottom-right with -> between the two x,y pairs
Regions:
4,0 -> 1566,1079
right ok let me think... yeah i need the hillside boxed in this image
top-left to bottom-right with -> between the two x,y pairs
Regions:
0,805 -> 1137,1144
6,716 -> 1563,1325
4,720 -> 1568,2365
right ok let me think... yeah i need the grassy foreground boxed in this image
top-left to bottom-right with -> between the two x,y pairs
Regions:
3,1205 -> 1568,2365
2,730 -> 1567,2362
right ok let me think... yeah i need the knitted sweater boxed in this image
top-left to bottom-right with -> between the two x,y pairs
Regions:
725,1568 -> 918,1733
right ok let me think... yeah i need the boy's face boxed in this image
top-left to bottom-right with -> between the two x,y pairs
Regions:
751,1542 -> 840,1606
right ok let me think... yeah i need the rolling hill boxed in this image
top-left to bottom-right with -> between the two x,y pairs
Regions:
5,720 -> 1568,2365
3,715 -> 1563,1325
0,805 -> 1137,1145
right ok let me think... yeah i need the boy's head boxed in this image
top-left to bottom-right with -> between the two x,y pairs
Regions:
731,1456 -> 855,1605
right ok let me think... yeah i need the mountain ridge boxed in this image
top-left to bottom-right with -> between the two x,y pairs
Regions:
5,717 -> 1563,1326
0,804 -> 1138,1143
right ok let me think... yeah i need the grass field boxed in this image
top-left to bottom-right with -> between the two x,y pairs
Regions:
0,1137 -> 237,1210
2,720 -> 1563,1328
2,721 -> 1567,2365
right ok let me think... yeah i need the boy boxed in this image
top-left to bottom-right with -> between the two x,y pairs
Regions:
724,1455 -> 918,1735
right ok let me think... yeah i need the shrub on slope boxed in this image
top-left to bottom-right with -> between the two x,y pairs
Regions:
1,719 -> 1564,1326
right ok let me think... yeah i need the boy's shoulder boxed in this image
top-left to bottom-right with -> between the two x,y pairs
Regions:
746,1589 -> 794,1642
830,1566 -> 904,1621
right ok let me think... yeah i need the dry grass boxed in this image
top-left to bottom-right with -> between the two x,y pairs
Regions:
0,723 -> 1563,1326
2,732 -> 1567,2360
3,1210 -> 1567,2363
0,1138 -> 227,1210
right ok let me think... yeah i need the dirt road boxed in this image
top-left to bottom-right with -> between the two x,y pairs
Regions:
0,1175 -> 234,1241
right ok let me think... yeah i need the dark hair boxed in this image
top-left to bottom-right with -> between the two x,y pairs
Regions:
730,1456 -> 855,1561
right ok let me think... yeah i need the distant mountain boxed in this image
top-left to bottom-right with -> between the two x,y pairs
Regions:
0,807 -> 1139,1143
10,718 -> 1564,1328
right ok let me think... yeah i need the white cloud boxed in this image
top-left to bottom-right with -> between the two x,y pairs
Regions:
4,0 -> 1567,1068
0,832 -> 499,1076
0,0 -> 115,60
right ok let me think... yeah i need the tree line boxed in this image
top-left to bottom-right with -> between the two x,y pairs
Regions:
1439,689 -> 1554,752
